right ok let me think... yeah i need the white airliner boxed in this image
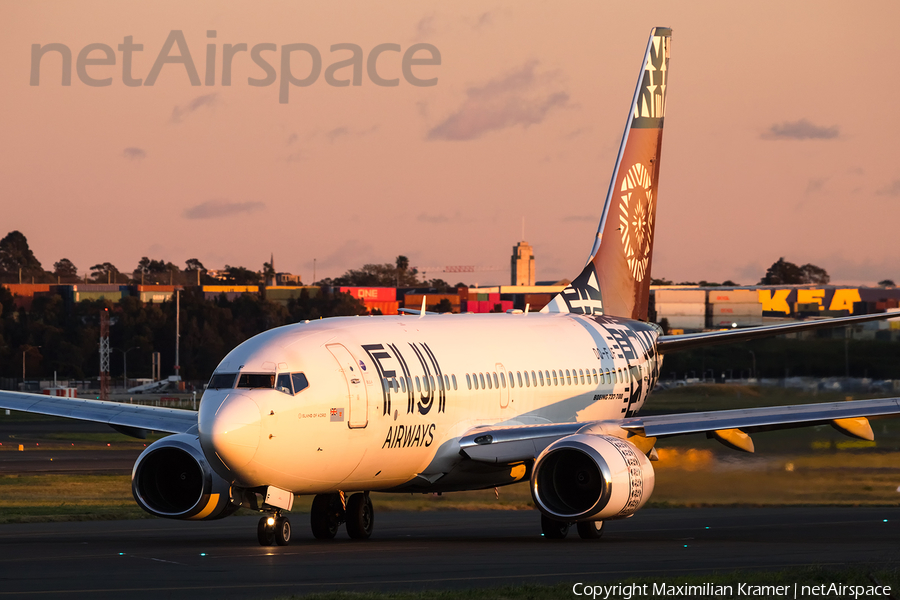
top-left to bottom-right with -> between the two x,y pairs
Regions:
2,27 -> 899,546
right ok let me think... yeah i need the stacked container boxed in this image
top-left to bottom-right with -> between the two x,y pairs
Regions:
707,289 -> 763,327
654,289 -> 706,331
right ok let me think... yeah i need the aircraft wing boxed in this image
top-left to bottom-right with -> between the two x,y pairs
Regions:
459,397 -> 900,463
657,311 -> 895,353
0,390 -> 198,437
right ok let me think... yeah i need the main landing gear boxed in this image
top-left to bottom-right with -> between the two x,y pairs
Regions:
310,491 -> 374,540
257,513 -> 292,546
540,515 -> 605,540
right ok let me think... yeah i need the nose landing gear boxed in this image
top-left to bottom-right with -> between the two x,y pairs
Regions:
257,513 -> 292,546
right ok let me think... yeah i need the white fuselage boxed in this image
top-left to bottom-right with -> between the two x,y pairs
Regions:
197,312 -> 662,495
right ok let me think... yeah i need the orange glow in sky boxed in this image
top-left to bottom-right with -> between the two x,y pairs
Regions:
1,1 -> 898,285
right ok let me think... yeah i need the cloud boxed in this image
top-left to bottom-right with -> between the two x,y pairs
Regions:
761,118 -> 839,140
416,14 -> 436,37
416,211 -> 471,224
427,61 -> 570,141
122,147 -> 146,160
326,127 -> 349,142
805,178 -> 826,194
876,179 -> 900,197
183,199 -> 265,220
171,93 -> 218,123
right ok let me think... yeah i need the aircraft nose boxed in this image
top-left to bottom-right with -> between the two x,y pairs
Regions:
199,392 -> 261,471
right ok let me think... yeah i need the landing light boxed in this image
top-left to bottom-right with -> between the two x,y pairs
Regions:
267,517 -> 275,526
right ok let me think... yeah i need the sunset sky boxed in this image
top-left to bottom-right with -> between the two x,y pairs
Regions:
1,1 -> 898,286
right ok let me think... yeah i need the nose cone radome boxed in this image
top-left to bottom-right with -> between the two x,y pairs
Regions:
199,392 -> 261,471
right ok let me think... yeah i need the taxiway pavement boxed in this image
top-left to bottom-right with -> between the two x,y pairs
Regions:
0,507 -> 897,599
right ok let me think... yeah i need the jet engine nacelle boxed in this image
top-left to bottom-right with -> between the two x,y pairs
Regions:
530,434 -> 654,522
132,433 -> 240,521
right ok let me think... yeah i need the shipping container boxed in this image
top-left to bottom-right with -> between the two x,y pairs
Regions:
655,302 -> 706,316
707,290 -> 758,304
710,315 -> 764,327
654,289 -> 707,304
3,284 -> 52,297
403,294 -> 461,311
364,301 -> 400,315
140,291 -> 174,303
202,285 -> 259,293
663,316 -> 706,331
136,285 -> 176,292
73,284 -> 129,292
74,291 -> 127,302
709,303 -> 763,316
339,287 -> 396,302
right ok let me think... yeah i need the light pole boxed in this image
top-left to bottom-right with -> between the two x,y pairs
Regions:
748,350 -> 756,380
114,346 -> 140,390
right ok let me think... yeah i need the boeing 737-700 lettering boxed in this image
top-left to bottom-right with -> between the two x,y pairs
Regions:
3,27 -> 899,545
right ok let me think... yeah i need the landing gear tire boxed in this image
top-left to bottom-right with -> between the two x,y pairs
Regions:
576,520 -> 604,540
310,493 -> 342,540
541,514 -> 570,539
257,516 -> 275,546
274,516 -> 292,546
345,493 -> 374,540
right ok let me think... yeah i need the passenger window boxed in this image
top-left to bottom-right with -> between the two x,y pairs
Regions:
545,370 -> 551,385
592,369 -> 598,384
479,373 -> 486,389
493,373 -> 499,388
538,371 -> 544,386
466,374 -> 472,390
444,375 -> 450,390
415,376 -> 421,393
276,373 -> 293,395
517,372 -> 523,388
208,373 -> 237,389
552,370 -> 558,386
580,369 -> 585,385
565,369 -> 571,385
500,373 -> 507,388
291,373 -> 309,393
486,373 -> 492,390
400,377 -> 407,393
451,374 -> 457,390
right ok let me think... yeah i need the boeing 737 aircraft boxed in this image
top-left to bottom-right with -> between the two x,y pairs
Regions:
2,27 -> 899,546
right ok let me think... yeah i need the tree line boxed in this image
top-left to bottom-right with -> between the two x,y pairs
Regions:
0,230 -> 463,289
0,285 -> 367,386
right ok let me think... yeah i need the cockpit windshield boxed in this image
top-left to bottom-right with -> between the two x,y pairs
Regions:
237,373 -> 276,389
207,371 -> 309,395
208,373 -> 237,389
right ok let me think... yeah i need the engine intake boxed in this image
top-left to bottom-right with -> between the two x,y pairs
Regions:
531,434 -> 654,521
132,434 -> 239,520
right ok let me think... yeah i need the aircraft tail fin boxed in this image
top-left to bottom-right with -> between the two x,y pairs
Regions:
544,27 -> 670,320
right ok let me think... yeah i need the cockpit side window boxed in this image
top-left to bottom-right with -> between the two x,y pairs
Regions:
276,373 -> 292,395
208,373 -> 237,389
237,373 -> 275,389
291,372 -> 309,394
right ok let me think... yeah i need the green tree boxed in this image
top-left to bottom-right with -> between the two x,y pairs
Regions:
90,262 -> 127,284
53,258 -> 79,282
221,265 -> 261,285
0,231 -> 44,282
760,258 -> 829,285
